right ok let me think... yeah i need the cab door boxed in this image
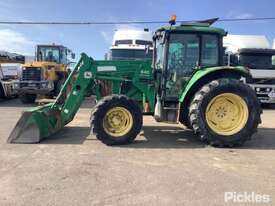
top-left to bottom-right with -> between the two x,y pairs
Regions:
165,33 -> 200,98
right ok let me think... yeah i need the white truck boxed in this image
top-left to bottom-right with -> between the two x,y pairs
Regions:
0,63 -> 22,98
224,35 -> 275,104
107,29 -> 153,60
0,51 -> 24,99
273,39 -> 275,65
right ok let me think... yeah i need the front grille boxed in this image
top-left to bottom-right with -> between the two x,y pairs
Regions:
22,68 -> 41,81
246,78 -> 275,85
256,93 -> 269,97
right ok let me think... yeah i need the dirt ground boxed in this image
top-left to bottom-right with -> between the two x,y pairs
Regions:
0,98 -> 274,206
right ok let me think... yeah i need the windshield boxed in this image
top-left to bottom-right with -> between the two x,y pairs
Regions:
110,49 -> 152,60
136,40 -> 153,47
114,40 -> 132,46
37,46 -> 61,63
239,54 -> 274,69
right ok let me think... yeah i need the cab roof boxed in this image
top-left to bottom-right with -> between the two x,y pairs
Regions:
157,24 -> 226,36
37,44 -> 66,48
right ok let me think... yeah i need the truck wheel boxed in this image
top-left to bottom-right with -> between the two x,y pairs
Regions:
189,78 -> 261,147
19,94 -> 36,104
55,79 -> 66,103
90,95 -> 142,145
0,85 -> 4,99
55,78 -> 65,96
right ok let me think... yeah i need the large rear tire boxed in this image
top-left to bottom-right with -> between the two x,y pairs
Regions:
90,95 -> 142,145
19,94 -> 36,104
189,78 -> 261,147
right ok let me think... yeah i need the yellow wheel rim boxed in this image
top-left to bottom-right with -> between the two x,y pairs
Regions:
206,93 -> 249,136
103,107 -> 133,137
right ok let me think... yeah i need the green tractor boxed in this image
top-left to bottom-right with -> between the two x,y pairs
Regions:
8,17 -> 261,147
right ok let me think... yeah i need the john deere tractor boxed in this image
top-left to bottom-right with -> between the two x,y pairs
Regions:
14,44 -> 75,103
8,17 -> 261,147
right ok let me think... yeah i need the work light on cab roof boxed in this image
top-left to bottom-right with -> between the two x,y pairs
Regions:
169,15 -> 177,25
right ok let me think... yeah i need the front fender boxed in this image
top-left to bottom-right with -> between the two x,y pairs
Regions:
179,66 -> 251,103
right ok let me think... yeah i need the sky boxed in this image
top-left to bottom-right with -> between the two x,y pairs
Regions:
0,0 -> 274,59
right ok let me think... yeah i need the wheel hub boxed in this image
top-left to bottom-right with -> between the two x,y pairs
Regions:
103,107 -> 133,137
206,93 -> 249,136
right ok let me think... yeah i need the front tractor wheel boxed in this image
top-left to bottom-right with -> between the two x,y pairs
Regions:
189,78 -> 261,147
90,95 -> 142,145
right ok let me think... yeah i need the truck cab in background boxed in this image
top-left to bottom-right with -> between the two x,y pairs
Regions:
0,51 -> 23,99
224,35 -> 275,104
273,39 -> 275,65
107,29 -> 153,60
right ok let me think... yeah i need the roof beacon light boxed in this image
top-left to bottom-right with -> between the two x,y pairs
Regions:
169,15 -> 177,25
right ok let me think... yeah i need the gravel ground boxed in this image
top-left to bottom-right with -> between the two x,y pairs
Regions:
0,98 -> 274,206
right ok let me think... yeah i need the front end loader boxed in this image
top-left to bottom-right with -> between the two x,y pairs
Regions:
14,44 -> 75,103
8,17 -> 261,147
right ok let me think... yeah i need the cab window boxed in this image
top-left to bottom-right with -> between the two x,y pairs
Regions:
201,35 -> 219,66
155,40 -> 165,69
168,34 -> 199,75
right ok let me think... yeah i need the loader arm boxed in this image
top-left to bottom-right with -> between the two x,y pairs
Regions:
54,53 -> 96,124
57,54 -> 155,123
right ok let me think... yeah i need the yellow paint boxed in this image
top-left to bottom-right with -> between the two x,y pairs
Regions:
23,61 -> 66,81
103,107 -> 133,137
206,93 -> 249,136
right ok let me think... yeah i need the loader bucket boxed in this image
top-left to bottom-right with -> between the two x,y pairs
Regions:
7,103 -> 63,143
7,53 -> 94,144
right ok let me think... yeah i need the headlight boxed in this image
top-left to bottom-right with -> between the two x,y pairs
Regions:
256,88 -> 260,92
48,82 -> 54,89
13,83 -> 19,89
266,88 -> 271,92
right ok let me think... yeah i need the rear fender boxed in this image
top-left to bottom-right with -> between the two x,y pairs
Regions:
179,66 -> 251,107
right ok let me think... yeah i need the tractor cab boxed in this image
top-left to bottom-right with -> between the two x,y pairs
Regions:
153,17 -> 227,122
36,44 -> 75,65
153,18 -> 225,99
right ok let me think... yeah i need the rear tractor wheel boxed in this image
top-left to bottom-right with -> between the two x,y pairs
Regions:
90,95 -> 142,145
189,78 -> 261,147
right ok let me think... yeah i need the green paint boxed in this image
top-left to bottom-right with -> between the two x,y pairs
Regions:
179,66 -> 250,102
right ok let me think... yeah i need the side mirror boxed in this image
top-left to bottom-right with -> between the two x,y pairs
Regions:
71,53 -> 75,59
